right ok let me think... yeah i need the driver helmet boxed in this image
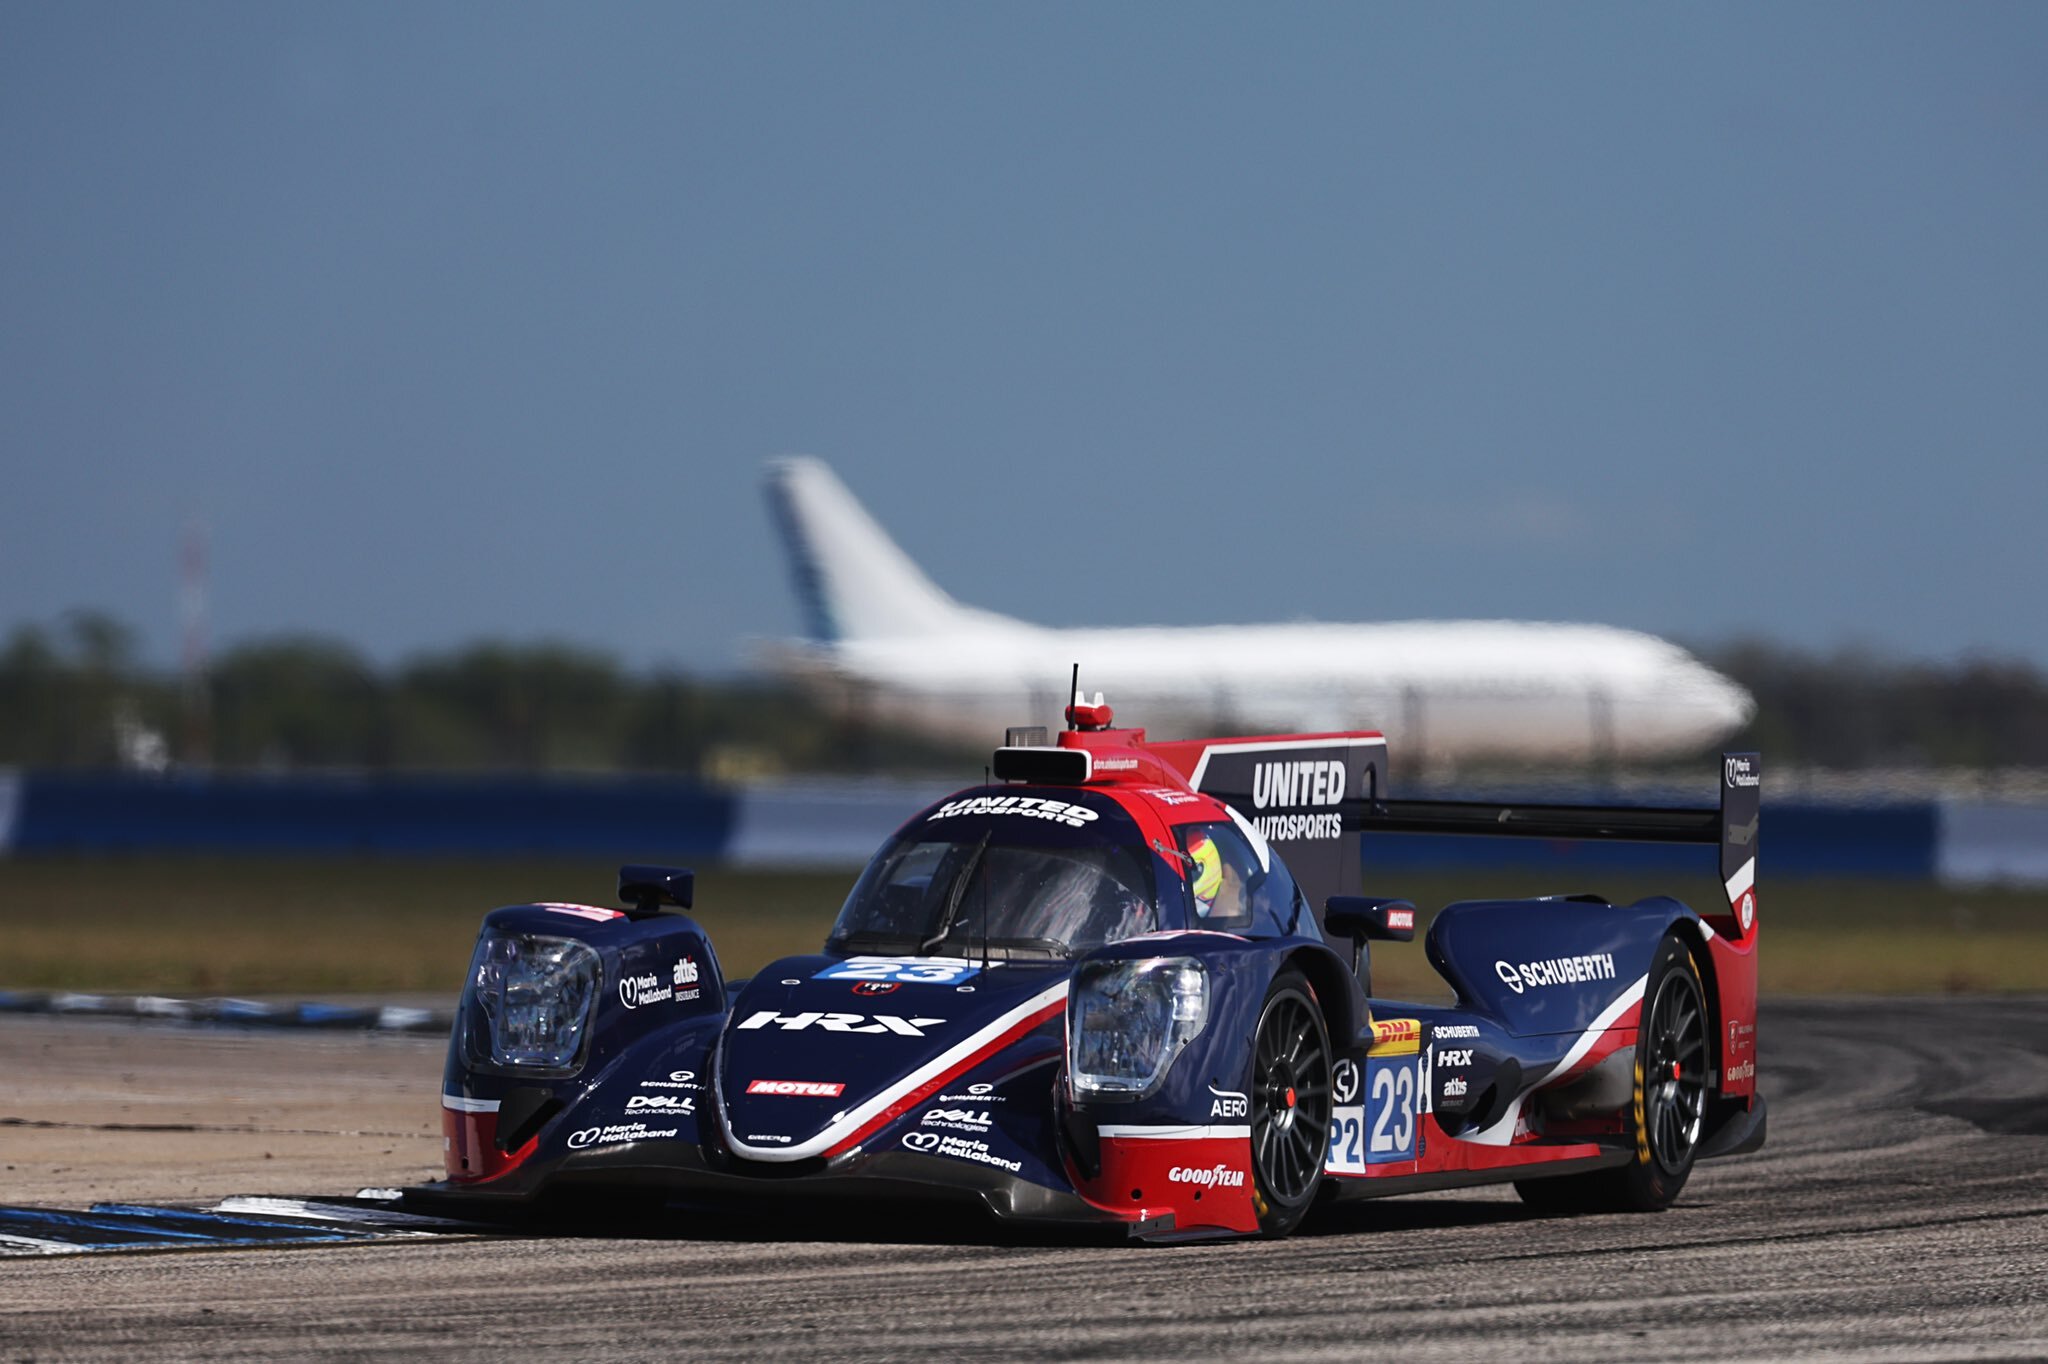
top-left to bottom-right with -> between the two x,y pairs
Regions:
1188,831 -> 1223,915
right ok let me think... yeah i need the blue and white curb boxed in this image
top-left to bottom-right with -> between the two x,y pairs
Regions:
0,990 -> 450,1033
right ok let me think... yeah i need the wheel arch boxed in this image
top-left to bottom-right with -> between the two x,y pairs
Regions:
1665,914 -> 1721,1075
1283,943 -> 1362,1054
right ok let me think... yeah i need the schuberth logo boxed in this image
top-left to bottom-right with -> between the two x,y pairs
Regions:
639,1071 -> 697,1090
1494,953 -> 1617,995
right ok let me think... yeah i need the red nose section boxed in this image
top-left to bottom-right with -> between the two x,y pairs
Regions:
1068,1130 -> 1260,1237
443,1104 -> 538,1184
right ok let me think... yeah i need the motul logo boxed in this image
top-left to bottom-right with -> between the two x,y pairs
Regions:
746,1079 -> 846,1097
736,1011 -> 945,1038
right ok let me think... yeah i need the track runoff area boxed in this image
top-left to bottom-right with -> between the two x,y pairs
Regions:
2,998 -> 2045,1361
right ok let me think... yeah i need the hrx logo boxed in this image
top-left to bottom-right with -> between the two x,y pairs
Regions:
736,1011 -> 945,1037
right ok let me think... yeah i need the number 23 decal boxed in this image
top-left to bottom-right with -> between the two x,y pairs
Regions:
815,956 -> 980,985
1326,1055 -> 1421,1173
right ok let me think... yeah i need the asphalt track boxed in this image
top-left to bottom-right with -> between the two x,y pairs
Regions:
3,997 -> 2046,1361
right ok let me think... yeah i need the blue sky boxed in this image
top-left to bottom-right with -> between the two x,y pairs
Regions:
3,4 -> 2043,672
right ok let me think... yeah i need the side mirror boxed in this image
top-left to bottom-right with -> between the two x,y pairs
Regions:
1325,896 -> 1418,996
619,864 -> 695,918
1326,896 -> 1417,944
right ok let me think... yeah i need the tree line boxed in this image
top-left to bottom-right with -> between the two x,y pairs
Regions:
0,612 -> 975,776
3,611 -> 2045,774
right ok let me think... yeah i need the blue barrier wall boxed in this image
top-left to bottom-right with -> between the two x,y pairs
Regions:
4,772 -> 735,859
0,769 -> 2024,882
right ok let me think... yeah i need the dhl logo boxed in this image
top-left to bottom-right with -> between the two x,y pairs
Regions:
1367,1017 -> 1422,1056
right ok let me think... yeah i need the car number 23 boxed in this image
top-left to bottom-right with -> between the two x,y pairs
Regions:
814,956 -> 981,985
1326,1054 -> 1421,1173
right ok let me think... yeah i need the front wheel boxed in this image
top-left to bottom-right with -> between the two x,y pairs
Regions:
1516,933 -> 1709,1214
1248,970 -> 1331,1237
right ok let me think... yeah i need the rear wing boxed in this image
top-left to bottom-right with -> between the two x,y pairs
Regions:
1353,752 -> 1760,935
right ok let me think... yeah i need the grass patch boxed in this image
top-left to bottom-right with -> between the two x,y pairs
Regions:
1,858 -> 2044,997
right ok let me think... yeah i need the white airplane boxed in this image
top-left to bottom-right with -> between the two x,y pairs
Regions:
759,457 -> 1754,764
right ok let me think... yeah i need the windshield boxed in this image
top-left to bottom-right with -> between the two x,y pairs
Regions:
829,797 -> 1159,957
1172,818 -> 1311,938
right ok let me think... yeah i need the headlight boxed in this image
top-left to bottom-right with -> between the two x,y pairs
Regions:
464,932 -> 600,1072
1067,956 -> 1209,1100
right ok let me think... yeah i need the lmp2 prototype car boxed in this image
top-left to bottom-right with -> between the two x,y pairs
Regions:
429,700 -> 1765,1241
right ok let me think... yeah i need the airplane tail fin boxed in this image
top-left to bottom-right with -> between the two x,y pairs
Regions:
763,457 -> 976,642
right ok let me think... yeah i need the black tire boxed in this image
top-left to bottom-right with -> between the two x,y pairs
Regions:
1515,933 -> 1710,1214
1248,970 -> 1332,1237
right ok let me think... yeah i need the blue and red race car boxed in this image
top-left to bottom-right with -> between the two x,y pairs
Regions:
428,700 -> 1764,1241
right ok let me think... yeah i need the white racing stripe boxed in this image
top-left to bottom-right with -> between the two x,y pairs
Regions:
1096,1124 -> 1251,1141
440,1094 -> 501,1114
1455,973 -> 1649,1148
1533,973 -> 1648,1088
212,1197 -> 480,1232
1725,857 -> 1756,904
722,980 -> 1070,1163
0,1233 -> 73,1256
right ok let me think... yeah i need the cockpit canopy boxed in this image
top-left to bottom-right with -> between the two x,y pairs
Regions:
826,786 -> 1312,958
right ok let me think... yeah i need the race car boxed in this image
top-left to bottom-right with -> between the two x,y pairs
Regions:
426,698 -> 1765,1241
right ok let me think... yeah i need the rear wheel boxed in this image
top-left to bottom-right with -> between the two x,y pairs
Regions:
1248,971 -> 1331,1237
1515,933 -> 1709,1214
